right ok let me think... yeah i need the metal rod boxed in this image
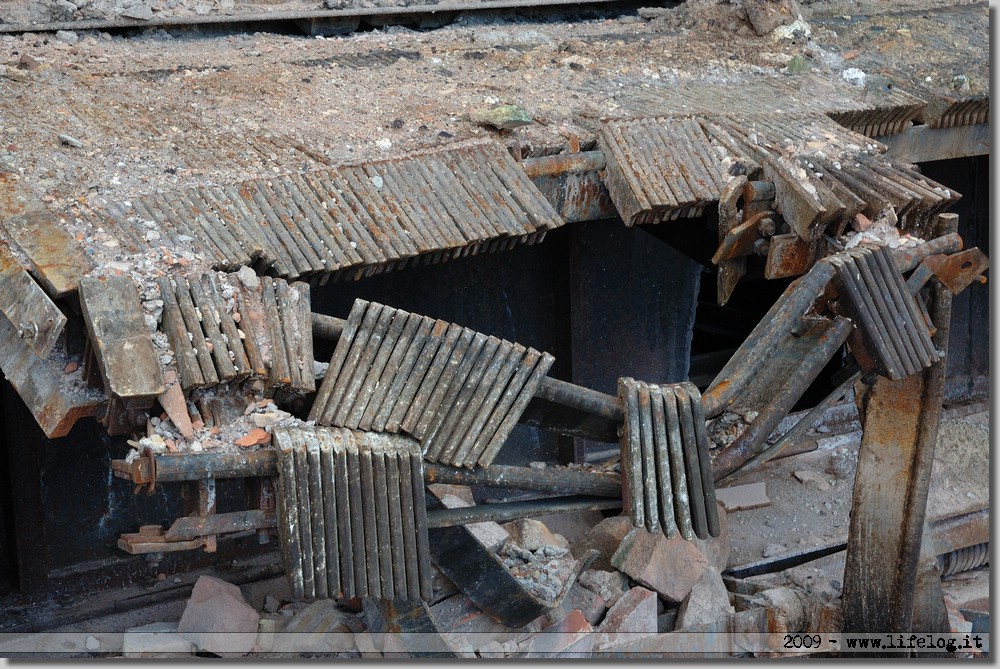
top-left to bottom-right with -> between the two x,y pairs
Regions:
424,462 -> 621,497
424,495 -> 622,528
519,151 -> 607,179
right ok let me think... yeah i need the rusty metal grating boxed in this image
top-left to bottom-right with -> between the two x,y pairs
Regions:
157,271 -> 315,393
273,425 -> 433,601
599,116 -> 737,226
309,299 -> 554,468
84,140 -> 563,282
830,245 -> 939,380
617,378 -> 719,541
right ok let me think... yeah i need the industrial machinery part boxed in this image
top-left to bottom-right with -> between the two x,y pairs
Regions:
309,298 -> 554,468
273,426 -> 433,602
618,378 -> 718,540
937,542 -> 989,578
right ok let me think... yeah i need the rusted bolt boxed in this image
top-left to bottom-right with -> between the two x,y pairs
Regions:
17,321 -> 37,339
758,217 -> 776,237
753,238 -> 771,256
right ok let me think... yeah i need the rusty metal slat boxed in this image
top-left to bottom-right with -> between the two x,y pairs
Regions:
636,384 -> 660,534
203,274 -> 251,377
274,279 -> 305,390
361,163 -> 431,255
396,445 -> 420,599
292,441 -> 316,598
0,244 -> 67,359
335,168 -> 406,264
357,439 -> 382,597
393,158 -> 460,252
188,274 -> 238,381
385,319 -> 450,433
495,145 -> 564,231
249,179 -> 322,275
421,334 -> 499,463
102,204 -> 145,253
141,194 -> 202,258
423,155 -> 489,244
225,184 -> 288,274
659,118 -> 712,206
618,378 -> 644,529
158,192 -> 226,266
295,281 -> 316,393
340,166 -> 415,261
605,120 -> 670,211
176,189 -> 246,268
373,161 -> 438,254
854,249 -> 922,374
479,350 -> 556,467
368,440 -> 394,600
342,307 -> 410,429
384,449 -> 408,598
233,284 -> 268,377
687,117 -> 731,192
833,255 -> 905,379
318,172 -> 392,266
873,247 -> 939,364
174,275 -> 221,386
399,155 -> 469,248
305,440 -> 329,600
271,176 -> 333,273
649,386 -> 677,539
473,348 -> 549,467
318,435 -> 342,599
651,118 -> 707,207
685,381 -> 719,537
414,330 -> 487,450
284,173 -> 352,270
242,181 -> 310,277
135,195 -> 194,250
156,276 -> 204,389
369,316 -> 436,432
446,340 -> 519,467
261,276 -> 292,387
275,439 -> 304,599
344,447 -> 369,599
450,150 -> 518,239
330,304 -> 394,427
332,433 -> 356,599
411,450 -> 433,601
309,299 -> 368,423
442,153 -> 508,242
199,186 -> 265,262
675,384 -> 709,540
359,312 -> 422,432
399,324 -> 469,436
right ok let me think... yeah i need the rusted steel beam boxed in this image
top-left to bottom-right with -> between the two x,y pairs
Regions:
424,462 -> 621,497
842,218 -> 956,640
519,151 -> 607,178
425,494 -> 622,528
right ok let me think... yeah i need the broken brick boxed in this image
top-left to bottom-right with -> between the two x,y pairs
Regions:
235,427 -> 270,447
177,575 -> 260,657
594,586 -> 657,649
502,518 -> 568,551
611,528 -> 709,603
691,502 -> 731,571
675,566 -> 734,631
123,622 -> 196,658
571,515 -> 633,571
794,469 -> 832,491
577,569 -> 629,608
556,582 -> 607,626
158,370 -> 194,440
714,482 -> 771,512
744,0 -> 800,36
524,609 -> 594,658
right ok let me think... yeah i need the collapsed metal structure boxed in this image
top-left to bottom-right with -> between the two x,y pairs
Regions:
0,50 -> 990,639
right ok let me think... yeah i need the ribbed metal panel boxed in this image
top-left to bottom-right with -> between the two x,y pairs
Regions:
617,377 -> 719,541
599,116 -> 737,226
156,271 -> 314,393
273,425 -> 432,601
309,298 -> 554,468
90,140 -> 562,283
830,245 -> 939,380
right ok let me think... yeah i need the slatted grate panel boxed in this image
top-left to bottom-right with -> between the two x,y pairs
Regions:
273,426 -> 432,602
87,140 -> 563,282
309,299 -> 554,468
157,271 -> 314,393
830,245 -> 939,380
618,378 -> 719,541
599,116 -> 737,226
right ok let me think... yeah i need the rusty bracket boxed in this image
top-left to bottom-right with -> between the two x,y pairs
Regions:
908,248 -> 989,295
118,509 -> 276,555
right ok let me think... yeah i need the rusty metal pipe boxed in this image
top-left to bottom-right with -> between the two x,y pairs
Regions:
425,495 -> 622,528
519,151 -> 607,179
425,462 -> 621,497
892,232 -> 962,273
312,312 -> 346,341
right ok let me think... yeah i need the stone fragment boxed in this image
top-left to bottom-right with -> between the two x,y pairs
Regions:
594,586 -> 657,649
252,410 -> 292,428
272,599 -> 354,653
429,595 -> 517,636
570,515 -> 633,571
235,427 -> 270,447
763,543 -> 785,558
524,609 -> 593,658
469,104 -> 533,130
237,265 -> 260,290
158,370 -> 194,439
714,482 -> 770,512
744,0 -> 800,36
611,528 -> 709,603
124,622 -> 196,658
502,518 -> 568,551
794,469 -> 832,491
675,567 -> 734,631
263,594 -> 280,614
177,575 -> 260,657
85,635 -> 100,651
253,617 -> 287,653
435,491 -> 510,551
556,582 -> 607,626
120,2 -> 153,20
577,569 -> 629,608
691,502 -> 730,571
55,30 -> 79,44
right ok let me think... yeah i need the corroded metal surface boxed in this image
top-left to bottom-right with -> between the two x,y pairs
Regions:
309,298 -> 554,468
0,242 -> 66,359
617,378 -> 718,541
273,425 -> 433,601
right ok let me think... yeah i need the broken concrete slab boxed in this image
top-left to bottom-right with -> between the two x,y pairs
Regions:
501,518 -> 568,551
714,482 -> 771,512
177,575 -> 260,657
594,586 -> 657,649
123,622 -> 196,658
675,567 -> 734,631
611,527 -> 709,603
570,515 -> 633,571
577,569 -> 629,608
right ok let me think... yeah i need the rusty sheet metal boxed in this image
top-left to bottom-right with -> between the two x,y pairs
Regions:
86,140 -> 563,283
922,248 -> 989,294
618,378 -> 718,541
309,298 -> 554,468
831,246 -> 938,380
0,242 -> 66,358
157,270 -> 314,393
599,116 -> 739,226
79,275 -> 165,399
273,425 -> 432,602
